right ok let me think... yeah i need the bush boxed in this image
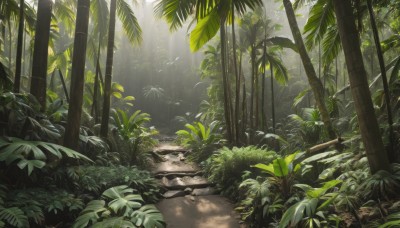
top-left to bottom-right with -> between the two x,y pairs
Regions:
55,166 -> 161,203
204,146 -> 277,199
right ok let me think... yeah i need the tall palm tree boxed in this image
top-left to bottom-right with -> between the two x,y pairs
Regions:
155,0 -> 263,144
30,0 -> 53,111
100,0 -> 142,138
63,0 -> 91,151
282,0 -> 336,140
332,0 -> 390,173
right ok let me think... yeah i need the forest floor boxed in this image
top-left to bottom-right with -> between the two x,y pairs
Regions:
152,143 -> 246,228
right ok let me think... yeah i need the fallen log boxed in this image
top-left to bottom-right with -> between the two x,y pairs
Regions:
307,138 -> 343,153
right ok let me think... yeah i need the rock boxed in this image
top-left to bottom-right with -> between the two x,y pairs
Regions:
184,188 -> 193,194
191,187 -> 217,196
154,144 -> 187,154
160,176 -> 211,190
185,195 -> 196,201
163,190 -> 186,199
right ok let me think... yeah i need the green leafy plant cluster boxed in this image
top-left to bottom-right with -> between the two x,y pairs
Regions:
73,185 -> 165,228
0,185 -> 84,227
204,146 -> 277,199
110,109 -> 158,167
176,120 -> 223,162
56,166 -> 161,203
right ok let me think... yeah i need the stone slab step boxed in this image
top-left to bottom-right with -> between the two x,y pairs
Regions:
152,161 -> 200,175
153,143 -> 187,155
160,176 -> 212,190
155,171 -> 204,179
191,187 -> 217,196
163,190 -> 186,199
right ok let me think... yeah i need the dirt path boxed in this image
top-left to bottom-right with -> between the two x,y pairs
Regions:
152,143 -> 246,228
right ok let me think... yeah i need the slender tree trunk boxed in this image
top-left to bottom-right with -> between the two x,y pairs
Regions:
14,0 -> 24,93
8,20 -> 12,72
1,24 -> 5,54
100,0 -> 117,138
271,65 -> 276,134
219,19 -> 233,143
64,0 -> 90,150
232,7 -> 240,145
58,69 -> 69,102
240,53 -> 247,141
30,0 -> 53,111
333,0 -> 390,173
367,0 -> 395,161
249,45 -> 256,142
92,38 -> 101,123
282,0 -> 336,139
261,40 -> 267,132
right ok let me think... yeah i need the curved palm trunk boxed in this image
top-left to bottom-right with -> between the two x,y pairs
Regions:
100,0 -> 117,138
367,0 -> 395,161
14,0 -> 24,93
333,0 -> 390,173
30,0 -> 53,111
219,19 -> 233,143
282,0 -> 336,140
64,0 -> 91,150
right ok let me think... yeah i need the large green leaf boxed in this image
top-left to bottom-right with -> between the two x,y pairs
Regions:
273,158 -> 288,177
102,186 -> 144,214
279,198 -> 319,228
0,207 -> 29,228
190,8 -> 220,52
130,205 -> 165,228
73,200 -> 107,228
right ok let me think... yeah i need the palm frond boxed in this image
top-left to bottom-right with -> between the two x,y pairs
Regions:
154,0 -> 197,31
321,25 -> 341,66
303,0 -> 335,49
190,7 -> 220,52
116,0 -> 142,45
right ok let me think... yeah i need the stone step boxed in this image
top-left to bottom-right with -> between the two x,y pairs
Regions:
153,143 -> 188,155
160,176 -> 213,190
152,161 -> 200,175
163,187 -> 218,199
155,171 -> 204,179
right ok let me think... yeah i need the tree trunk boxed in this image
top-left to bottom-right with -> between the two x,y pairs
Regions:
333,0 -> 390,173
240,53 -> 247,141
58,69 -> 69,102
367,0 -> 395,161
100,0 -> 117,138
30,0 -> 53,111
14,0 -> 24,93
249,45 -> 256,142
64,0 -> 91,150
282,0 -> 336,140
92,37 -> 101,123
219,19 -> 233,143
232,7 -> 240,145
271,64 -> 276,134
261,40 -> 267,132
